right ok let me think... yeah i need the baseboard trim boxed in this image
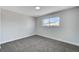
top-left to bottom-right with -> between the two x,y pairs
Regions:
37,34 -> 79,47
1,34 -> 79,47
0,34 -> 35,45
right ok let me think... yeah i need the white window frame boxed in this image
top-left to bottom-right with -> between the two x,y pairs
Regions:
42,17 -> 60,27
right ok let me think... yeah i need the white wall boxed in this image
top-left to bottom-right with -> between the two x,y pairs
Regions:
36,7 -> 79,46
0,9 -> 35,44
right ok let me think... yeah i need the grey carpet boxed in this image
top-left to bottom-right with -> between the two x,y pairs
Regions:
0,35 -> 79,52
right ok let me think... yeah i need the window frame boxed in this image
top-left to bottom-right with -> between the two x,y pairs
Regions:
42,17 -> 60,27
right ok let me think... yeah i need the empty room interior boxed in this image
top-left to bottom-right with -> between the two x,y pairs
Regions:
0,6 -> 79,52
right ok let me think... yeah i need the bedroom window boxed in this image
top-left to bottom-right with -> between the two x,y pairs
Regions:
42,17 -> 60,26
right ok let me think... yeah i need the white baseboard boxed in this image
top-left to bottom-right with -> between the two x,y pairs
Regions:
37,34 -> 79,47
0,34 -> 35,45
1,34 -> 79,47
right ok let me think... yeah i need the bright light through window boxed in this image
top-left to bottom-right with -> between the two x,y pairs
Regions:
42,17 -> 60,26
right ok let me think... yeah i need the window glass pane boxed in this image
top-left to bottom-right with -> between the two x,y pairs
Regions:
42,18 -> 50,26
42,17 -> 60,26
49,22 -> 59,26
49,17 -> 60,26
43,18 -> 49,24
50,17 -> 60,23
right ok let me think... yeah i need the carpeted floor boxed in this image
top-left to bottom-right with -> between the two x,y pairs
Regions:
0,35 -> 79,52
